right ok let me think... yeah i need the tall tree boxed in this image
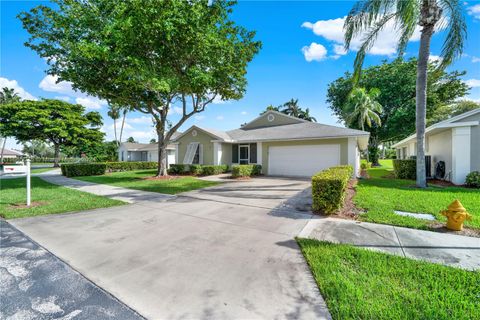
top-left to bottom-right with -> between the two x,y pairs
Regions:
281,99 -> 301,117
126,137 -> 136,143
345,87 -> 383,164
0,87 -> 22,163
20,0 -> 261,176
0,99 -> 103,167
327,58 -> 469,144
107,104 -> 129,146
344,0 -> 467,187
298,108 -> 317,122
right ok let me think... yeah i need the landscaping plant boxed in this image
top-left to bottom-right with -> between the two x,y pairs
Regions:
311,165 -> 353,214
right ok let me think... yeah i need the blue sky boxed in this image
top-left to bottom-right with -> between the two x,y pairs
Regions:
2,0 -> 480,150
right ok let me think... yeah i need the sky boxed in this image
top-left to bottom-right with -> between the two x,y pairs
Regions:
1,0 -> 480,151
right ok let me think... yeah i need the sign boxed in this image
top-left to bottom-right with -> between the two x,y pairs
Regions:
3,165 -> 27,174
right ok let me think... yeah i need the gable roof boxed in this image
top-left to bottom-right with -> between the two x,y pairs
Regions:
1,148 -> 23,156
241,110 -> 307,129
120,142 -> 176,151
392,108 -> 480,148
172,125 -> 233,142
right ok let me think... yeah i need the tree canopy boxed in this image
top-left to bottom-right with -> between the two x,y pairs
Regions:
261,99 -> 317,122
0,99 -> 104,166
327,58 -> 469,143
19,0 -> 261,175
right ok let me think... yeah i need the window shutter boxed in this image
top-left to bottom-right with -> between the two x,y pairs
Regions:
183,143 -> 199,164
232,144 -> 239,163
250,143 -> 257,163
199,144 -> 204,164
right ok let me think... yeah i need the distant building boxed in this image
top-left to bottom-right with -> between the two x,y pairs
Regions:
1,148 -> 23,159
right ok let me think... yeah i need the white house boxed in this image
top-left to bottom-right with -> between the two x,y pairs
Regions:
392,108 -> 480,185
118,142 -> 177,167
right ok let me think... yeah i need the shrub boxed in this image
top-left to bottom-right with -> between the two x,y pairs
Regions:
200,165 -> 229,176
105,161 -> 157,172
61,163 -> 106,177
311,165 -> 353,214
466,171 -> 480,188
189,164 -> 203,175
392,159 -> 416,179
168,164 -> 188,175
360,162 -> 371,170
231,164 -> 262,178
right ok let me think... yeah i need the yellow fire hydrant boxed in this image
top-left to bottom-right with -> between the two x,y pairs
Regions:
440,200 -> 472,231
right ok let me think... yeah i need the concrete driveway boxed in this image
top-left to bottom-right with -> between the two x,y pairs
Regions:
10,177 -> 329,319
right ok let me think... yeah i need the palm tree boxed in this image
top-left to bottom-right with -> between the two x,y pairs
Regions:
344,0 -> 466,187
299,108 -> 317,122
0,87 -> 21,163
107,105 -> 128,146
281,98 -> 301,117
346,88 -> 383,165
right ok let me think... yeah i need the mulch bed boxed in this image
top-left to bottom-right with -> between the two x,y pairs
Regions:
330,179 -> 363,220
8,201 -> 48,210
427,222 -> 480,238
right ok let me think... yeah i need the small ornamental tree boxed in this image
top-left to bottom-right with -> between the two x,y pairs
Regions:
19,0 -> 261,176
0,99 -> 103,167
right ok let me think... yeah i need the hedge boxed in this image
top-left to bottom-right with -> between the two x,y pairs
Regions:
392,159 -> 416,179
167,164 -> 229,176
105,161 -> 157,172
466,171 -> 480,188
61,163 -> 107,177
311,165 -> 353,214
231,164 -> 262,178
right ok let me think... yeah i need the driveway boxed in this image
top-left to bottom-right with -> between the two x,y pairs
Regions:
10,177 -> 330,319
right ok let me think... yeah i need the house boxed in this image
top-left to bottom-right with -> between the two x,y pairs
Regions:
172,110 -> 369,177
392,108 -> 480,185
118,142 -> 176,166
1,148 -> 23,159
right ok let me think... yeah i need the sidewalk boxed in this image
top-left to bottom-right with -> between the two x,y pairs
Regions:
299,217 -> 480,270
39,170 -> 174,203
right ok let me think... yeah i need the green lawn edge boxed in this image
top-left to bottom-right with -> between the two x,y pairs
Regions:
297,238 -> 480,320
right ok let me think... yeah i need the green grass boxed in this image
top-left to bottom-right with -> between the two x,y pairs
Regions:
31,167 -> 55,174
0,177 -> 124,219
356,159 -> 480,230
74,169 -> 219,194
297,239 -> 480,320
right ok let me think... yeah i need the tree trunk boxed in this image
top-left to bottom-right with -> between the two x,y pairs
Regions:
369,136 -> 381,166
156,132 -> 168,176
113,117 -> 118,145
53,144 -> 60,167
119,110 -> 127,145
415,25 -> 434,188
0,137 -> 6,163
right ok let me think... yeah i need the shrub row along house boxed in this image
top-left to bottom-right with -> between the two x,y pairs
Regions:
118,111 -> 369,177
393,108 -> 480,185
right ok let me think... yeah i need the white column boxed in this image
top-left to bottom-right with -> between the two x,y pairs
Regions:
257,142 -> 263,166
213,142 -> 222,165
174,144 -> 179,164
347,137 -> 359,177
451,127 -> 471,185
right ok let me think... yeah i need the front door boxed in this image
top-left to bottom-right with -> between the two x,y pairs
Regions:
239,145 -> 249,164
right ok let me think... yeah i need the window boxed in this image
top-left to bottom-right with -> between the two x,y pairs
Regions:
183,143 -> 202,164
121,151 -> 124,161
192,146 -> 200,164
239,145 -> 249,164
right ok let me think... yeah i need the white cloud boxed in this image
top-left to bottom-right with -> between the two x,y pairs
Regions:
75,96 -> 106,110
468,4 -> 480,20
128,116 -> 153,124
194,115 -> 206,122
216,115 -> 224,121
464,79 -> 480,88
130,130 -> 155,140
168,106 -> 183,115
39,74 -> 107,109
54,96 -> 71,102
472,56 -> 480,63
241,111 -> 248,115
302,16 -> 421,57
429,55 -> 443,63
212,95 -> 228,104
302,42 -> 328,62
0,77 -> 37,100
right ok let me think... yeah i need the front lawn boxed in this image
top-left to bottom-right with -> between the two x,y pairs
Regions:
297,239 -> 480,320
0,177 -> 124,219
31,167 -> 55,174
74,169 -> 219,194
356,160 -> 480,231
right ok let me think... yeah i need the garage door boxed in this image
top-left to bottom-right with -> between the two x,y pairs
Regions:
268,144 -> 341,176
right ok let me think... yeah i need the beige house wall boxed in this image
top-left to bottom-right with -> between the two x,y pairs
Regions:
427,129 -> 453,178
454,112 -> 480,172
177,129 -> 215,165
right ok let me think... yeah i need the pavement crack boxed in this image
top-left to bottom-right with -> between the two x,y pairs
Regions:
392,226 -> 407,258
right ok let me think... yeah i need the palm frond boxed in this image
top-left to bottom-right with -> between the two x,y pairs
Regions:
437,0 -> 467,69
395,0 -> 420,56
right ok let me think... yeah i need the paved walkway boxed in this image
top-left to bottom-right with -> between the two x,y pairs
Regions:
38,170 -> 174,203
299,217 -> 480,270
0,220 -> 144,320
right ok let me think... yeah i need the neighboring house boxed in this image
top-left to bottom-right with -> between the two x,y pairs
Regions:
172,110 -> 369,177
392,108 -> 480,185
118,143 -> 176,166
1,148 -> 23,159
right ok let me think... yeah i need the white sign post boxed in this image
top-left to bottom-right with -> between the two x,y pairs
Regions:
26,159 -> 31,206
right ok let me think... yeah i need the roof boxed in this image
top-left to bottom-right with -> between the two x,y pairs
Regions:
172,125 -> 234,142
120,142 -> 176,151
392,108 -> 480,148
1,148 -> 23,156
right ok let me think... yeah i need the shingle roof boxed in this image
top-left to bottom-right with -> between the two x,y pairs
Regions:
121,142 -> 176,151
226,122 -> 368,142
1,148 -> 23,156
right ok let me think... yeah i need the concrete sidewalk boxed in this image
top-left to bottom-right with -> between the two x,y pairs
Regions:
299,217 -> 480,270
39,170 -> 174,203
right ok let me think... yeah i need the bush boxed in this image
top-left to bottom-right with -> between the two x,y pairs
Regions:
311,165 -> 353,214
189,164 -> 203,175
61,163 -> 106,177
392,159 -> 416,179
105,161 -> 157,172
168,164 -> 188,175
466,171 -> 480,188
360,162 -> 371,170
200,165 -> 229,176
231,164 -> 262,178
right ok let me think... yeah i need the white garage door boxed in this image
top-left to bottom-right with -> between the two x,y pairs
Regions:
268,144 -> 341,177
